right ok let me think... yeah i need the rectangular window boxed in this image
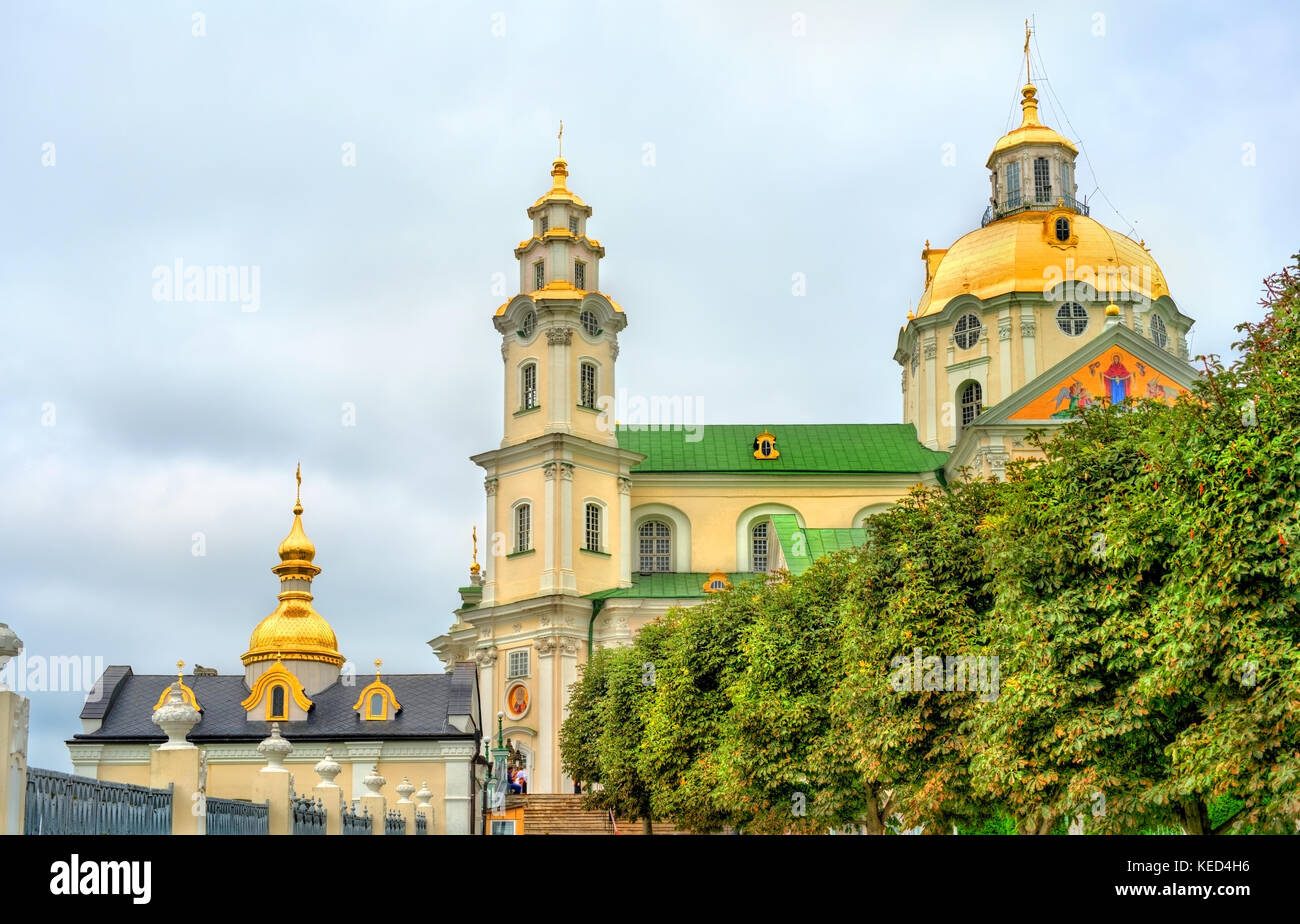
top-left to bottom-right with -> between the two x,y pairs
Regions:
1033,157 -> 1051,203
507,649 -> 529,679
539,215 -> 549,234
752,522 -> 769,572
568,216 -> 578,235
521,364 -> 537,409
534,261 -> 545,290
579,362 -> 596,408
1061,162 -> 1073,205
585,503 -> 602,552
490,820 -> 516,835
515,504 -> 531,552
1005,163 -> 1021,208
574,260 -> 586,289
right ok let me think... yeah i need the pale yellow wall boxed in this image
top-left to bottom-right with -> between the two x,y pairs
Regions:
629,479 -> 923,573
91,748 -> 456,834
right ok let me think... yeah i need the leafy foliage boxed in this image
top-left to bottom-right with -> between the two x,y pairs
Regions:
560,255 -> 1300,834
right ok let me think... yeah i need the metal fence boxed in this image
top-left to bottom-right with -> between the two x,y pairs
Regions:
291,795 -> 326,835
24,768 -> 172,835
205,796 -> 270,835
415,812 -> 427,835
341,804 -> 372,835
385,810 -> 407,835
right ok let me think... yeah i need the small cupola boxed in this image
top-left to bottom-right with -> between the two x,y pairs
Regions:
984,26 -> 1084,224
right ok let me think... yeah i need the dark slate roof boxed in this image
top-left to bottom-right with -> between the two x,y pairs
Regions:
79,665 -> 133,719
70,665 -> 476,743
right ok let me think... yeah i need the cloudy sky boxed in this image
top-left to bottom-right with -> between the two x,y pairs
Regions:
2,0 -> 1296,770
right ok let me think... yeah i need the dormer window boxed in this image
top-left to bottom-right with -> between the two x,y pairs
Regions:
352,660 -> 401,721
1055,217 -> 1071,242
268,684 -> 287,721
752,430 -> 779,460
702,571 -> 732,593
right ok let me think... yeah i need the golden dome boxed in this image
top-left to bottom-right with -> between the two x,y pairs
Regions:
914,210 -> 1171,318
987,84 -> 1078,166
241,467 -> 343,668
243,598 -> 342,667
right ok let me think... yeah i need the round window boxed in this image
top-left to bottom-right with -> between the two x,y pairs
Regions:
1056,302 -> 1088,336
580,310 -> 599,337
1055,217 -> 1071,242
521,310 -> 536,338
953,313 -> 982,350
1150,314 -> 1168,349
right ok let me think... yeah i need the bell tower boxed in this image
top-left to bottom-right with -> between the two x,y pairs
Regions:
476,141 -> 640,608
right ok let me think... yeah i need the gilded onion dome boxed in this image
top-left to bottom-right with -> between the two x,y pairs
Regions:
241,467 -> 343,669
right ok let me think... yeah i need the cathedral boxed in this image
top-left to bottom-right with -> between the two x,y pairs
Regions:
429,54 -> 1201,795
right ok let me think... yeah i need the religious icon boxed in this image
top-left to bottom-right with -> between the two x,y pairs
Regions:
1101,353 -> 1132,404
505,682 -> 529,718
1050,380 -> 1093,418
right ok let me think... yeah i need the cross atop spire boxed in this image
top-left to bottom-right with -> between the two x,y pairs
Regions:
557,120 -> 564,159
1024,18 -> 1032,84
294,462 -> 302,515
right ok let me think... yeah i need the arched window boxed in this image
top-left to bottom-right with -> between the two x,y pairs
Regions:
521,310 -> 536,338
953,313 -> 981,350
370,693 -> 384,718
269,684 -> 287,721
520,363 -> 538,410
584,503 -> 602,552
1150,314 -> 1168,350
960,381 -> 983,430
1055,217 -> 1071,242
638,520 -> 671,573
579,361 -> 597,409
515,504 -> 532,553
751,521 -> 769,572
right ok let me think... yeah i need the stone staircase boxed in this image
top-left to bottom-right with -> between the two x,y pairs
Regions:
508,794 -> 678,835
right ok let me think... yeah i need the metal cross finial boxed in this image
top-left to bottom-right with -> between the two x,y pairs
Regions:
374,658 -> 382,678
177,659 -> 185,683
295,461 -> 302,505
1024,19 -> 1032,83
557,120 -> 564,158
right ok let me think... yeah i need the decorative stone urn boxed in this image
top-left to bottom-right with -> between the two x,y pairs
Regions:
0,623 -> 21,689
396,777 -> 415,804
362,764 -> 386,795
257,722 -> 293,770
314,747 -> 342,785
151,686 -> 200,749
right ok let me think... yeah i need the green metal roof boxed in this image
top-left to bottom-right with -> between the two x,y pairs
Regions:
770,514 -> 869,575
616,424 -> 947,474
586,572 -> 760,600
